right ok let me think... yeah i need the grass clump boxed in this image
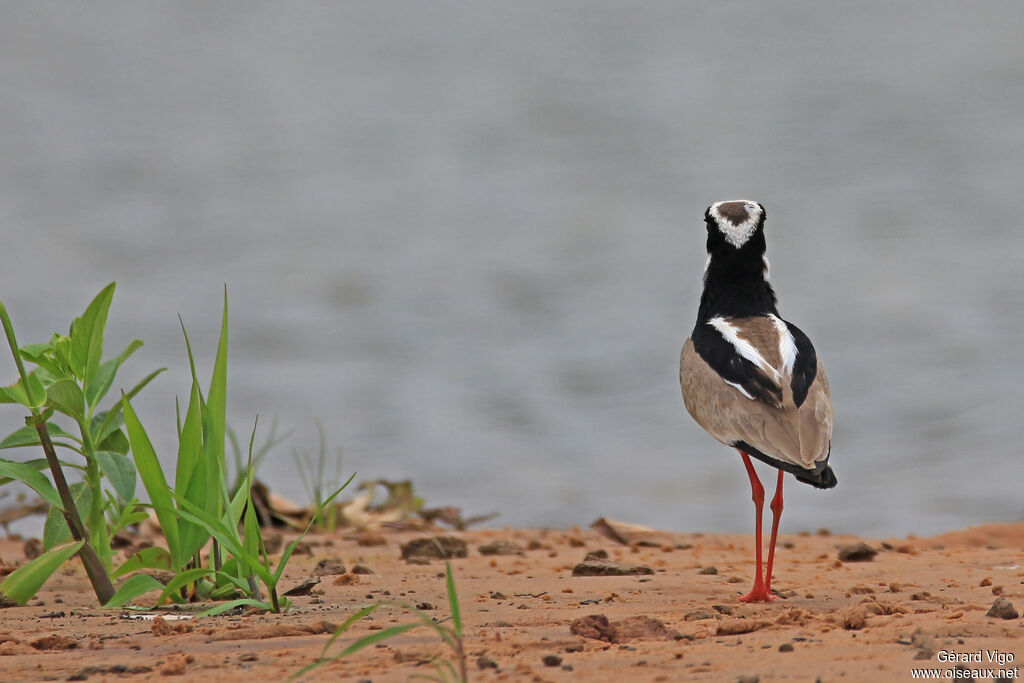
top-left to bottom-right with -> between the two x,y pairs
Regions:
0,284 -> 351,613
109,289 -> 351,614
293,419 -> 345,532
293,560 -> 467,682
0,283 -> 163,605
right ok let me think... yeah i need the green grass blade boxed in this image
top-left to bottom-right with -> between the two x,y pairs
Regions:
102,572 -> 167,608
175,382 -> 203,494
174,381 -> 210,560
318,604 -> 383,654
292,611 -> 413,680
338,622 -> 423,657
445,562 -> 462,637
0,540 -> 84,605
150,567 -> 212,607
272,473 -> 355,585
205,288 -> 229,486
172,497 -> 274,587
122,395 -> 182,569
196,598 -> 274,617
412,661 -> 454,682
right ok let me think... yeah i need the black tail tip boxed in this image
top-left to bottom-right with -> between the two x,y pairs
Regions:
797,466 -> 837,489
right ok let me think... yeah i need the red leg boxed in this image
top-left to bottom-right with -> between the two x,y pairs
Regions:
737,451 -> 774,602
764,469 -> 784,596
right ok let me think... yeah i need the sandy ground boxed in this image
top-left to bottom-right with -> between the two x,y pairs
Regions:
1,521 -> 1022,682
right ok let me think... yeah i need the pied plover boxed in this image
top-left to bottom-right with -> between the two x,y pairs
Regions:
680,200 -> 835,602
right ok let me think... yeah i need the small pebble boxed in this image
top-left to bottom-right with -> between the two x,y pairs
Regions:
571,559 -> 654,577
542,654 -> 563,667
684,609 -> 718,621
476,656 -> 499,670
312,558 -> 346,576
986,597 -> 1019,620
698,566 -> 718,575
778,643 -> 794,652
478,540 -> 525,556
837,542 -> 877,562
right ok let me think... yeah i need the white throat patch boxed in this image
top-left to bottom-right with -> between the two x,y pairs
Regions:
709,200 -> 763,248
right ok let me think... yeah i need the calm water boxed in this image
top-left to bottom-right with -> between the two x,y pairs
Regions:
2,3 -> 1023,537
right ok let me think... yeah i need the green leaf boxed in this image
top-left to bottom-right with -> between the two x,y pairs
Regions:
0,457 -> 63,510
47,379 -> 85,422
197,598 -> 276,617
43,481 -> 91,550
85,339 -> 143,410
94,450 -> 137,501
69,282 -> 116,388
0,540 -> 84,605
122,395 -> 182,570
18,342 -> 53,364
0,372 -> 47,408
19,335 -> 74,380
0,422 -> 80,452
102,573 -> 167,608
0,457 -> 82,487
150,567 -> 212,607
94,367 -> 165,445
113,547 -> 174,579
172,497 -> 273,588
97,425 -> 129,455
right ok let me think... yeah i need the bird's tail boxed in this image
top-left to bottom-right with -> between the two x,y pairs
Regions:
795,463 -> 837,489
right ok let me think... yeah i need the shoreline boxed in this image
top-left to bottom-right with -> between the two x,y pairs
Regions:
1,521 -> 1022,681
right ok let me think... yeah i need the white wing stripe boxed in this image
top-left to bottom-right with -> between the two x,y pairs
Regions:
708,317 -> 782,384
724,379 -> 755,400
769,314 -> 797,376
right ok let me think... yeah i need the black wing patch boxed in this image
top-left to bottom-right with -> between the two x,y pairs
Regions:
783,320 -> 818,408
691,324 -> 783,407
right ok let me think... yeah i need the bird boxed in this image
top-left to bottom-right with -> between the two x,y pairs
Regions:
679,200 -> 835,603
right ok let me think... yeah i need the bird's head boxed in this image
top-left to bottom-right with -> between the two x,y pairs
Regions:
704,200 -> 766,251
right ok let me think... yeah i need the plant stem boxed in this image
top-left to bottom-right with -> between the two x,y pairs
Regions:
455,634 -> 467,682
32,418 -> 115,604
2,301 -> 115,605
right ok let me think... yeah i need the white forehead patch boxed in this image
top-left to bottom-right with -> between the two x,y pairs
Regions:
709,200 -> 763,248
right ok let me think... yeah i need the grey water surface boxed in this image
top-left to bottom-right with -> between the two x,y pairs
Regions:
2,2 -> 1023,537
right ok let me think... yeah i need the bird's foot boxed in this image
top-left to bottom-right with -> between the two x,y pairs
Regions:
738,584 -> 777,603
